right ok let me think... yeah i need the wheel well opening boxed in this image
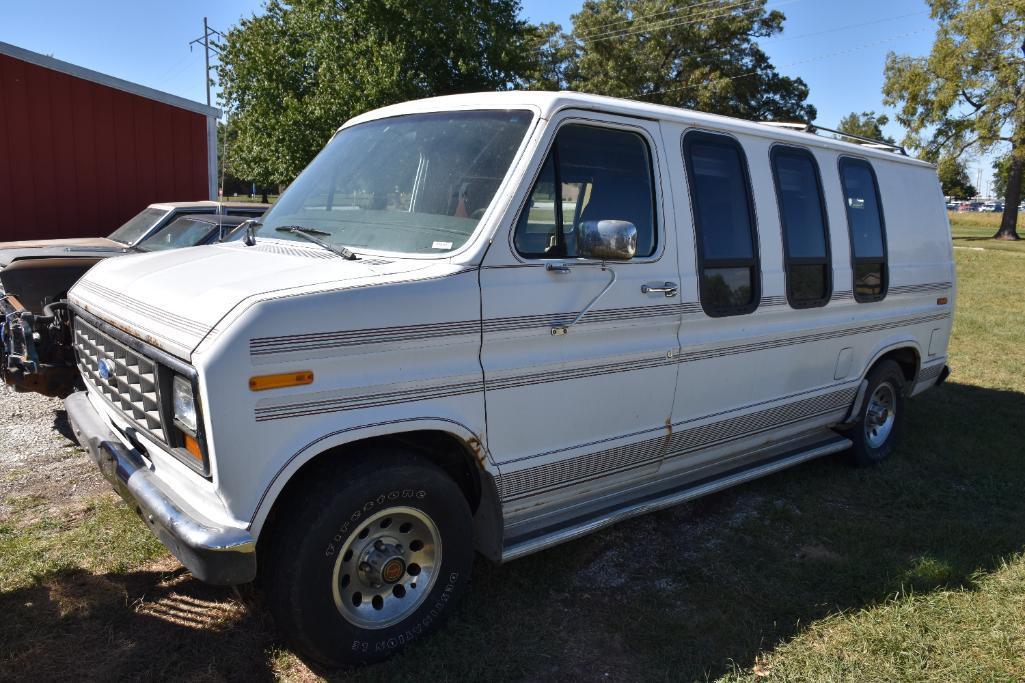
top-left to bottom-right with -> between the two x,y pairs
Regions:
260,430 -> 483,544
877,347 -> 920,386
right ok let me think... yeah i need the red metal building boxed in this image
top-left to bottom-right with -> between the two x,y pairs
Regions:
0,41 -> 219,241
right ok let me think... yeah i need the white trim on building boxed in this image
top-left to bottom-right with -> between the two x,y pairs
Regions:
0,40 -> 220,118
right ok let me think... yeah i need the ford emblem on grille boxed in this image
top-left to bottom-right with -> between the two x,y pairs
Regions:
97,359 -> 114,380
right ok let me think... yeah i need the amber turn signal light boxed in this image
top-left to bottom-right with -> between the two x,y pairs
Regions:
249,370 -> 314,392
937,297 -> 948,305
183,434 -> 203,461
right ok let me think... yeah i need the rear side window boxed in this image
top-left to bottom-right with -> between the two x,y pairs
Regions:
683,131 -> 760,317
515,124 -> 656,258
839,158 -> 887,302
770,146 -> 832,308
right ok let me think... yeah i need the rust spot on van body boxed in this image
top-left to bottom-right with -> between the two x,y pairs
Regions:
467,437 -> 486,468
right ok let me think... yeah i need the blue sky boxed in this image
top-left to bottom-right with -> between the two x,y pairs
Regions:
0,0 -> 997,192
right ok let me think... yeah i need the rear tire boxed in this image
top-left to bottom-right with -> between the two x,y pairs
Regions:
263,451 -> 473,668
847,359 -> 906,467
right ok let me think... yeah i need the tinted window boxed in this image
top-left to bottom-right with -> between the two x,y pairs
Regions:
770,147 -> 832,307
515,124 -> 656,258
683,131 -> 759,316
839,158 -> 887,301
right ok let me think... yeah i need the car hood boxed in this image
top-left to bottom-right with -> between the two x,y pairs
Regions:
0,238 -> 126,267
68,240 -> 451,360
0,237 -> 122,249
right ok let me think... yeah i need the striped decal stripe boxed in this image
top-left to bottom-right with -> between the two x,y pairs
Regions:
497,386 -> 856,501
917,362 -> 945,382
251,320 -> 481,355
759,295 -> 787,307
675,312 -> 950,365
254,379 -> 484,422
486,354 -> 674,392
247,283 -> 951,356
483,302 -> 701,334
253,311 -> 951,422
250,303 -> 695,356
889,282 -> 952,295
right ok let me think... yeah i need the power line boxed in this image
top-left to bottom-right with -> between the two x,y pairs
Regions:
581,0 -> 770,43
635,26 -> 934,100
575,0 -> 743,38
622,8 -> 931,72
581,0 -> 802,45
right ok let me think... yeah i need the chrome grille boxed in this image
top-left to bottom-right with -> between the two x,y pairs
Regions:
74,316 -> 166,442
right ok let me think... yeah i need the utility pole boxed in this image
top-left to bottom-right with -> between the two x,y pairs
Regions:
190,18 -> 226,196
189,17 -> 223,107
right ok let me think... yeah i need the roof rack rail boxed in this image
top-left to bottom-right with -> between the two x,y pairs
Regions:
758,121 -> 908,156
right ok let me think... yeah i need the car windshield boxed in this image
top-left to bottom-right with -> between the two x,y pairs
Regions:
257,110 -> 533,255
108,207 -> 169,245
136,216 -> 219,252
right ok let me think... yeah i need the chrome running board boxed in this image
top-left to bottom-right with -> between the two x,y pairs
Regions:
501,434 -> 852,562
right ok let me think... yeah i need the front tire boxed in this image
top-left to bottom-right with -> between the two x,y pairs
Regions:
847,359 -> 906,467
263,452 -> 473,668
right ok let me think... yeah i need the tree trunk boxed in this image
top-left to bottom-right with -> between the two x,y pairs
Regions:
995,152 -> 1023,240
261,190 -> 269,204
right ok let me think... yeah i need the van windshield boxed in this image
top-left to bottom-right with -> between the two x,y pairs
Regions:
256,110 -> 533,255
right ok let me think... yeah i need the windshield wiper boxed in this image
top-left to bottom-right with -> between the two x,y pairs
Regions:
274,226 -> 358,260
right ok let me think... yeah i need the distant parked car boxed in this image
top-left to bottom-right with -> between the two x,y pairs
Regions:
0,201 -> 268,268
133,214 -> 254,251
0,204 -> 265,396
980,202 -> 1004,213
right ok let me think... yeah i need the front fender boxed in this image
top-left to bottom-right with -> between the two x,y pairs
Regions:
246,418 -> 503,550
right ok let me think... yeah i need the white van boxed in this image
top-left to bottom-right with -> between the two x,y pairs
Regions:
65,92 -> 954,666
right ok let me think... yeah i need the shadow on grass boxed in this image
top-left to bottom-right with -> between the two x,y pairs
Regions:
0,566 -> 277,681
2,381 -> 1023,680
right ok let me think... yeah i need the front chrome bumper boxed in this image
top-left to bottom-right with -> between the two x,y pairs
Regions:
65,391 -> 256,585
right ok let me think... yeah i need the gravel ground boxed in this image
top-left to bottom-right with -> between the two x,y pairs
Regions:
0,389 -> 107,523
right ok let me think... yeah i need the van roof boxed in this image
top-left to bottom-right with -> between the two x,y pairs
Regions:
345,91 -> 934,169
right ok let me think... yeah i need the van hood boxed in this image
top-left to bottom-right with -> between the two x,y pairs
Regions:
68,240 -> 447,360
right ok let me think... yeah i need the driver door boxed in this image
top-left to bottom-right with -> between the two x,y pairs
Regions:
480,112 -> 682,521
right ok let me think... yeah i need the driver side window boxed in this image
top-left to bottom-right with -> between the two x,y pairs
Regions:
514,124 -> 656,258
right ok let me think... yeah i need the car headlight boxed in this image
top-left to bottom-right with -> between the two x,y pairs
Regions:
172,375 -> 198,432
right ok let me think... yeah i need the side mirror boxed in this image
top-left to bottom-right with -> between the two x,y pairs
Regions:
578,220 -> 637,261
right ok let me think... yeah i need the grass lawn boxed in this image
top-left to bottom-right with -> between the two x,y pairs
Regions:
949,210 -> 1025,254
1,239 -> 1024,680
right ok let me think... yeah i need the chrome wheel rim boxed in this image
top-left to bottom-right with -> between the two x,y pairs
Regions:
865,382 -> 896,449
331,506 -> 441,629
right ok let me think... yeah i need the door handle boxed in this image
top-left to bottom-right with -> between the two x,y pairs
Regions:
642,282 -> 678,297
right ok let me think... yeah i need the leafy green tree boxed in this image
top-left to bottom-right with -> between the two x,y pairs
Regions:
539,0 -> 816,122
883,0 -> 1025,240
217,0 -> 531,187
836,111 -> 895,143
937,156 -> 977,199
992,155 -> 1025,201
518,22 -> 578,91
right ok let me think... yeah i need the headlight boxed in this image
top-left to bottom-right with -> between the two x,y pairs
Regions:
172,375 -> 198,432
